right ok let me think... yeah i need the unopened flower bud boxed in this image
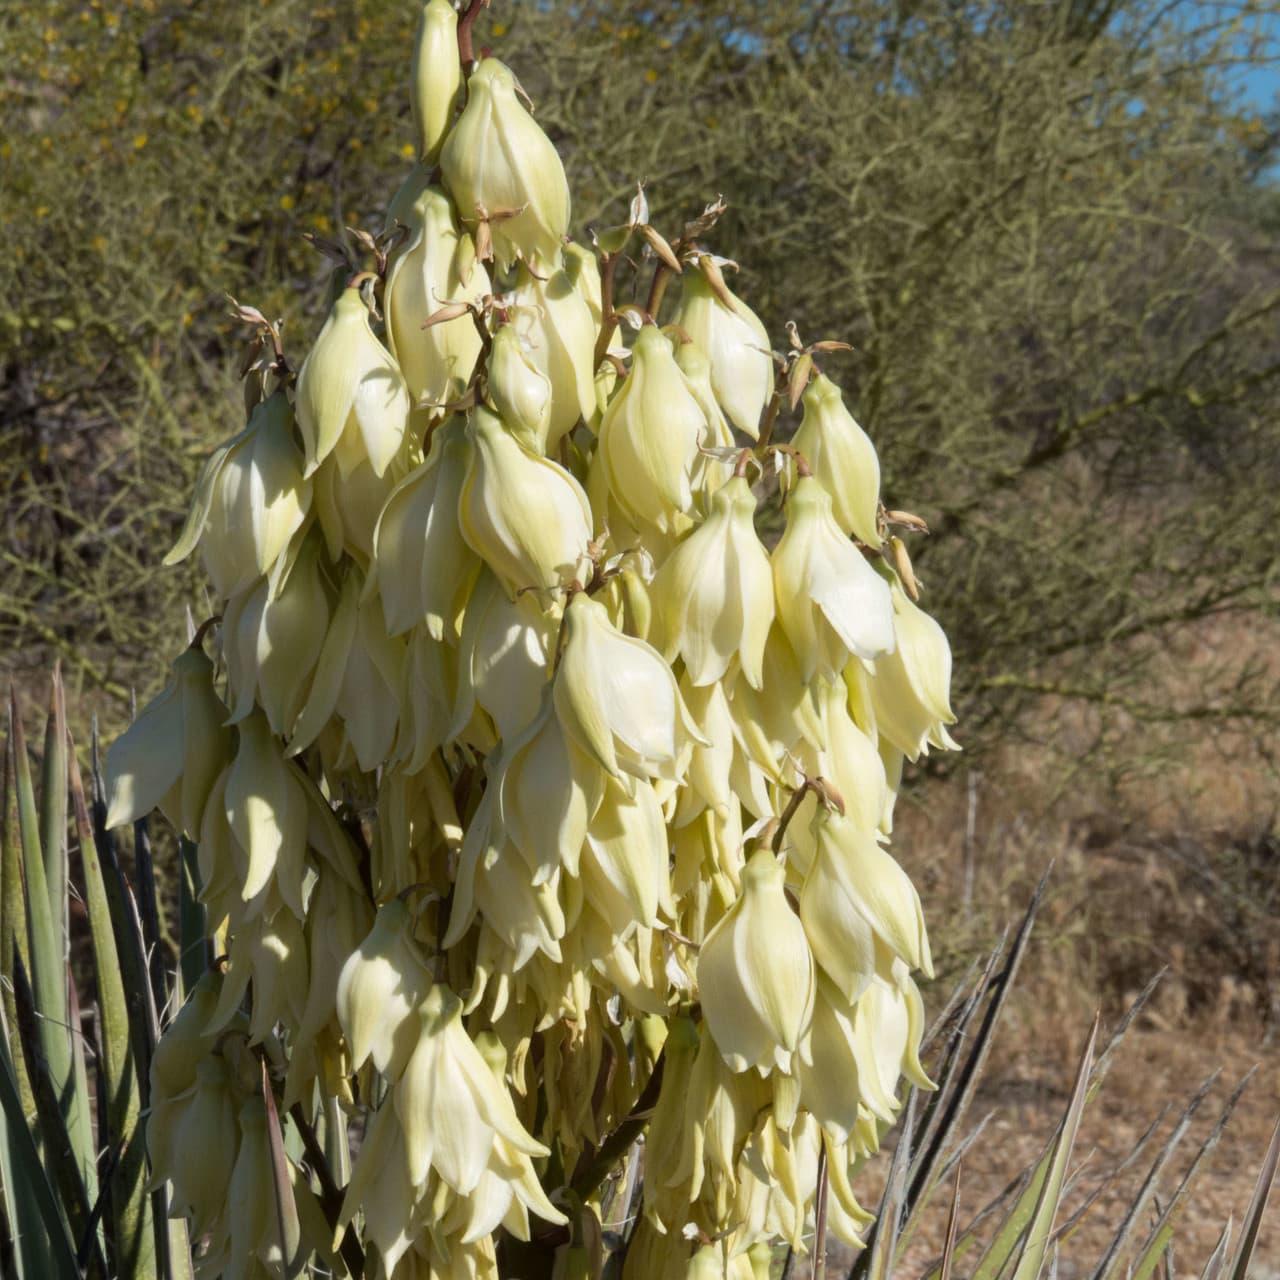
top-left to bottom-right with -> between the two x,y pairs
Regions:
409,0 -> 460,163
790,373 -> 881,546
672,262 -> 772,439
105,644 -> 232,838
487,323 -> 552,452
295,286 -> 411,478
164,388 -> 311,599
772,476 -> 895,681
441,57 -> 571,271
697,847 -> 815,1074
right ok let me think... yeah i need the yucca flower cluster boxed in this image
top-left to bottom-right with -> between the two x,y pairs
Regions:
106,3 -> 959,1276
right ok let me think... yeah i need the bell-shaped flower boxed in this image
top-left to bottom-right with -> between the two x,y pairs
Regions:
222,527 -> 333,735
286,570 -> 405,771
581,773 -> 672,933
453,569 -> 553,743
336,898 -> 435,1079
385,170 -> 489,412
295,285 -> 411,478
335,1100 -> 423,1273
554,591 -> 702,782
457,405 -> 593,599
164,389 -> 311,599
671,261 -> 772,439
797,976 -> 874,1143
441,57 -> 571,271
208,906 -> 308,1042
853,968 -> 932,1119
487,323 -> 552,452
393,984 -> 552,1194
218,710 -> 309,918
510,263 -> 598,450
105,644 -> 232,838
781,680 -> 888,879
312,449 -> 399,567
498,684 -> 603,883
800,808 -> 932,1001
652,475 -> 775,688
371,416 -> 480,640
444,784 -> 568,969
161,1056 -> 241,1239
697,847 -> 815,1074
437,1032 -> 569,1244
771,475 -> 895,682
597,324 -> 707,534
286,862 -> 375,1107
790,373 -> 881,547
409,0 -> 460,163
867,573 -> 960,760
674,341 -> 737,498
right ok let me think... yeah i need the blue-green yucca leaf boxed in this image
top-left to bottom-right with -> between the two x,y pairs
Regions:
8,690 -> 96,1202
0,1027 -> 79,1280
0,715 -> 38,1151
39,670 -> 70,1025
9,950 -> 107,1279
70,738 -> 158,1280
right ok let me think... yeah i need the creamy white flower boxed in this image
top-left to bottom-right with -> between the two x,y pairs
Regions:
867,573 -> 960,760
457,405 -> 593,599
597,324 -> 707,534
105,645 -> 232,838
385,170 -> 489,413
441,57 -> 571,272
789,373 -> 881,546
697,847 -> 815,1074
371,416 -> 480,640
554,591 -> 701,781
295,286 -> 411,479
394,985 -> 550,1193
164,388 -> 311,599
652,475 -> 775,688
772,475 -> 895,681
223,527 -> 332,735
671,262 -> 773,439
335,898 -> 435,1080
800,807 -> 932,999
510,263 -> 598,450
486,323 -> 552,452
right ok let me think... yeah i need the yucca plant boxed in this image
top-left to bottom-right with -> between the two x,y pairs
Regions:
1,676 -> 1276,1279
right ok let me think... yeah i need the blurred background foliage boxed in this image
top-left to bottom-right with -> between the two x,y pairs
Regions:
2,0 -> 1278,1020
